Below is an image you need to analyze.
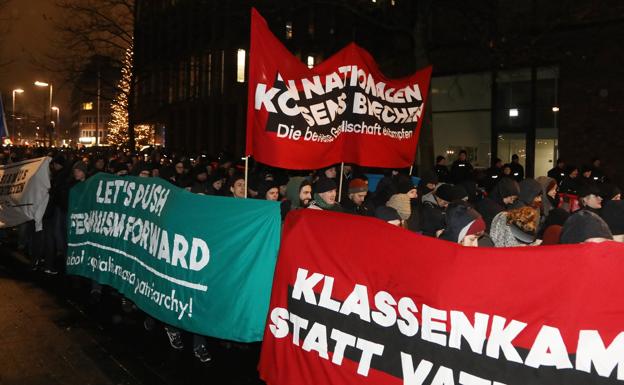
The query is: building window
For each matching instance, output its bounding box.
[237,49,246,83]
[307,55,314,69]
[82,102,93,111]
[285,22,293,39]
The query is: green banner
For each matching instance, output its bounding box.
[66,173,281,342]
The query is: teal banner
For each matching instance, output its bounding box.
[66,173,281,342]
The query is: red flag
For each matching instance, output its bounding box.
[246,9,432,170]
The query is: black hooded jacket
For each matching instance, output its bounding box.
[475,177,520,231]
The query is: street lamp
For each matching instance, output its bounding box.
[12,89,24,136]
[34,81,54,146]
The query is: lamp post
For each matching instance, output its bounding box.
[12,89,24,137]
[52,106,60,143]
[34,81,53,146]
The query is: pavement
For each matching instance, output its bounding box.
[0,236,265,385]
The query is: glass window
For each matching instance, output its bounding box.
[236,49,246,83]
[82,102,93,111]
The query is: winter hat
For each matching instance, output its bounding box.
[518,178,543,206]
[577,183,601,199]
[600,200,624,235]
[599,183,621,201]
[434,184,455,202]
[257,180,280,200]
[314,177,337,194]
[450,184,468,202]
[419,170,439,186]
[441,202,484,243]
[386,193,411,220]
[495,177,521,198]
[397,175,416,194]
[191,164,208,179]
[560,210,613,244]
[52,154,66,167]
[375,206,401,223]
[72,161,88,174]
[348,178,368,194]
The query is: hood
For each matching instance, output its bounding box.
[286,177,307,209]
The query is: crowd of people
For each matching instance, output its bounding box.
[1,145,622,363]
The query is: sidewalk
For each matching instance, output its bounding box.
[0,245,264,385]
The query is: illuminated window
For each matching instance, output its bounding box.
[82,102,93,110]
[286,22,293,39]
[307,56,314,69]
[237,49,246,83]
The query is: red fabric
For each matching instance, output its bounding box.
[259,209,624,385]
[558,193,580,212]
[542,224,563,245]
[246,9,432,170]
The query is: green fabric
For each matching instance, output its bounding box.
[66,173,281,342]
[313,193,342,212]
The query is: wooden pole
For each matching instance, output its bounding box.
[409,165,414,176]
[338,162,344,202]
[244,156,249,198]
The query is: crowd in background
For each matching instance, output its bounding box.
[1,145,622,362]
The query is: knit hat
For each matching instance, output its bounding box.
[441,202,484,243]
[314,177,337,194]
[257,180,280,200]
[348,178,368,194]
[518,179,543,206]
[434,184,454,202]
[72,161,88,174]
[386,193,411,220]
[375,206,401,223]
[52,154,66,167]
[397,175,416,194]
[560,210,613,244]
[577,183,601,199]
[419,170,439,186]
[600,200,624,235]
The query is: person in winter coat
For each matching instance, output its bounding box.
[475,177,520,231]
[257,180,280,201]
[450,150,473,183]
[490,206,540,247]
[309,177,342,212]
[281,177,313,219]
[420,183,463,237]
[228,174,246,199]
[342,178,370,216]
[536,176,558,218]
[600,200,624,242]
[484,158,504,192]
[375,206,402,226]
[577,184,603,214]
[434,155,451,183]
[507,154,524,182]
[547,158,567,184]
[515,179,543,209]
[439,202,486,247]
[558,165,580,194]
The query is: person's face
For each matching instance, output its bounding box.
[461,234,481,247]
[95,159,105,170]
[495,161,503,168]
[197,173,208,182]
[438,158,446,166]
[52,163,63,171]
[265,187,279,201]
[407,188,418,199]
[343,165,352,175]
[212,180,223,191]
[435,197,449,208]
[319,189,337,205]
[503,195,518,205]
[503,167,512,175]
[151,168,160,178]
[593,160,601,168]
[231,179,246,198]
[299,185,312,207]
[175,162,184,175]
[570,169,579,178]
[584,194,602,209]
[582,170,592,178]
[459,153,466,161]
[426,182,437,191]
[139,170,151,178]
[73,168,86,181]
[613,193,621,201]
[350,191,367,206]
[558,161,565,169]
[548,185,558,199]
[324,167,337,179]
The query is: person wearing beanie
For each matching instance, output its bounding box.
[475,177,520,231]
[257,180,280,201]
[560,210,613,244]
[577,183,603,214]
[375,206,401,226]
[343,178,370,216]
[281,176,313,219]
[536,176,558,217]
[418,183,457,237]
[440,202,486,247]
[309,177,341,211]
[386,193,411,221]
[419,170,439,196]
[599,200,624,241]
[397,175,417,199]
[490,206,540,247]
[72,161,88,182]
[434,155,451,183]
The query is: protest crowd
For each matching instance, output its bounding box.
[0,143,621,366]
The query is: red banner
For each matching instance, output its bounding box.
[246,9,432,170]
[259,210,624,385]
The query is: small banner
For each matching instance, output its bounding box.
[0,157,50,231]
[260,210,624,385]
[66,173,282,342]
[246,8,432,170]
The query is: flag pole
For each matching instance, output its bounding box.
[244,156,249,198]
[338,162,344,202]
[409,165,414,176]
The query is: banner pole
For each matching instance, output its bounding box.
[409,165,414,176]
[244,156,249,198]
[338,162,344,203]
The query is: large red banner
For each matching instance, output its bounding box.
[259,209,624,385]
[246,9,432,170]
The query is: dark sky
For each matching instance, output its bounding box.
[0,0,70,128]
